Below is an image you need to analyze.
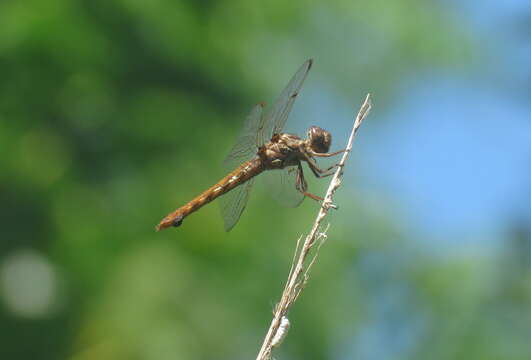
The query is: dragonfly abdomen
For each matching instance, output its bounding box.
[156,158,264,231]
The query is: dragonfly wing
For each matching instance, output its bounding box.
[261,59,313,139]
[219,104,263,231]
[219,178,255,231]
[223,103,265,170]
[262,166,305,208]
[218,60,312,230]
[224,59,312,176]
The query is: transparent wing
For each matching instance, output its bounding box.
[223,103,265,171]
[262,166,305,208]
[219,178,255,231]
[220,104,263,231]
[219,60,312,230]
[224,59,313,169]
[262,59,313,138]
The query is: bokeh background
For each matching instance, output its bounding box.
[1,0,531,359]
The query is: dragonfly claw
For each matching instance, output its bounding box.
[322,199,338,210]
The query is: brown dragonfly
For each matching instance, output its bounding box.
[156,59,344,231]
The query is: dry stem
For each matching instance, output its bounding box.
[255,94,372,360]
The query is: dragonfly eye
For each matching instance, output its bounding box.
[308,126,331,153]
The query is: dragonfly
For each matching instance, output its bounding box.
[156,59,345,231]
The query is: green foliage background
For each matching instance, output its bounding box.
[1,1,530,359]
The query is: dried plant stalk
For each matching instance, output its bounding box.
[255,94,372,360]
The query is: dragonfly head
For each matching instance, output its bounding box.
[307,126,331,153]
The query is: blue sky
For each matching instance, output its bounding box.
[365,75,531,241]
[339,2,531,357]
[291,1,531,248]
[365,1,531,243]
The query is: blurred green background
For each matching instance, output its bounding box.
[2,0,531,359]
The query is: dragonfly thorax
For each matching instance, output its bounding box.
[260,133,304,169]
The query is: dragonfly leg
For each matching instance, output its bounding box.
[320,162,343,175]
[295,163,324,202]
[302,191,324,201]
[307,159,340,178]
[310,149,346,158]
[316,170,337,178]
[295,163,338,208]
[301,150,342,178]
